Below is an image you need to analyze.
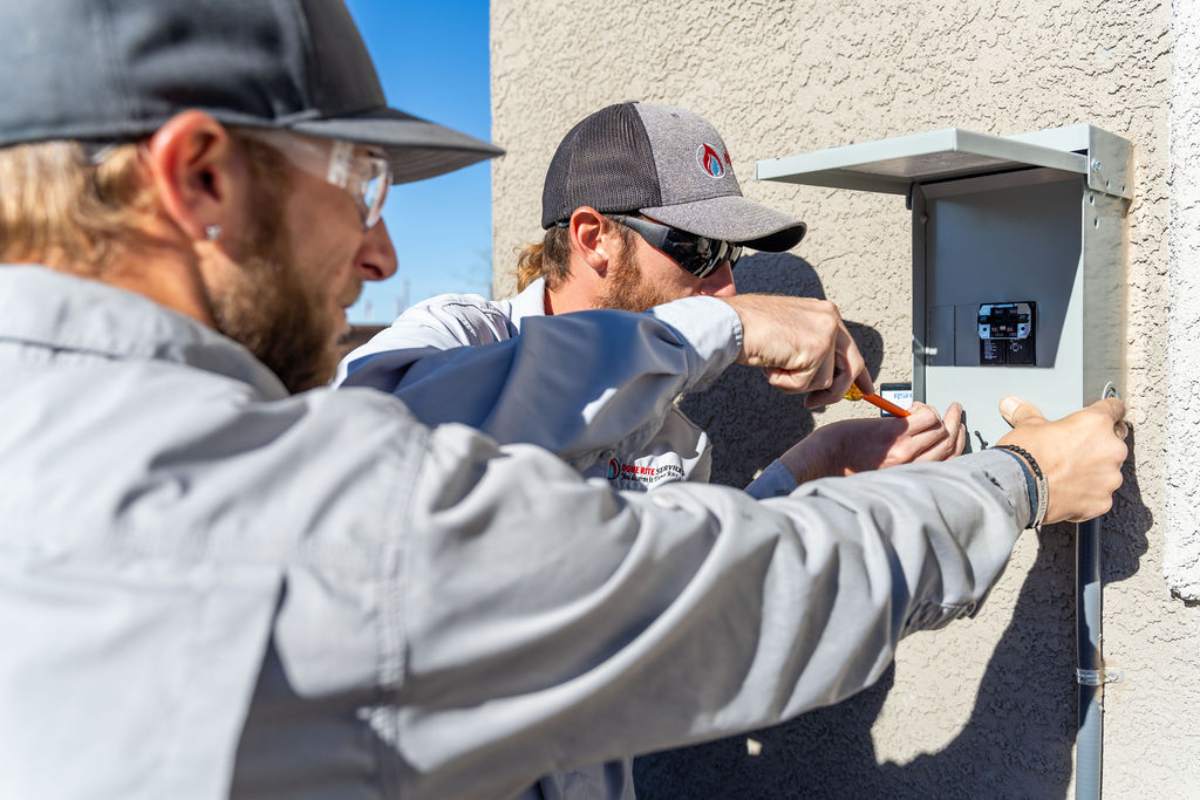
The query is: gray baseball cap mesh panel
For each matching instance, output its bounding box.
[0,0,502,184]
[540,102,805,251]
[541,103,662,228]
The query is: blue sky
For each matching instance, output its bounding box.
[344,0,493,323]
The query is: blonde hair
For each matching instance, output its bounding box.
[0,141,152,274]
[515,226,570,291]
[513,216,635,292]
[0,134,286,275]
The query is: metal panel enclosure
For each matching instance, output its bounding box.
[758,125,1129,454]
[920,170,1082,448]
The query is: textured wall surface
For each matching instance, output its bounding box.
[491,1,1200,796]
[1168,0,1200,600]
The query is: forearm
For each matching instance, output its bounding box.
[744,425,851,498]
[400,435,1031,797]
[341,298,741,472]
[743,426,844,499]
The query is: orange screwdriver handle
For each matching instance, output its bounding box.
[861,393,910,418]
[844,384,911,417]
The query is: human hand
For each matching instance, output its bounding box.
[995,396,1129,524]
[721,294,872,404]
[779,401,966,482]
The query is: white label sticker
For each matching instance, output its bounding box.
[880,387,914,412]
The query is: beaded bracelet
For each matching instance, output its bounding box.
[992,444,1048,529]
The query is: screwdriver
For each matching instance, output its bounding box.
[844,384,911,417]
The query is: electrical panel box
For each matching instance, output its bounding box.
[757,125,1130,450]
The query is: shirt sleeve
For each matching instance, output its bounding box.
[743,458,799,498]
[339,296,743,473]
[395,424,1031,799]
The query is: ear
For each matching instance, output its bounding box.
[145,111,241,242]
[567,206,615,277]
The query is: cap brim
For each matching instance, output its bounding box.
[290,107,504,185]
[639,194,806,251]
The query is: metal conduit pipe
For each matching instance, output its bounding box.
[1075,383,1122,800]
[1075,517,1103,800]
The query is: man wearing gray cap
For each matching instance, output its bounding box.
[342,103,965,506]
[339,102,969,797]
[0,3,1129,800]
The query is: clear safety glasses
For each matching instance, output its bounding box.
[238,129,391,230]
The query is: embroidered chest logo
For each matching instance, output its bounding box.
[607,460,686,489]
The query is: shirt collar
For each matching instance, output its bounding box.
[0,265,288,398]
[507,276,548,330]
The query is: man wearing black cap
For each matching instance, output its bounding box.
[342,103,965,504]
[0,3,1130,799]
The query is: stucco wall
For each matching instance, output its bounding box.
[491,1,1200,796]
[1168,0,1200,601]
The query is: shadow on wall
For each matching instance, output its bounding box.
[678,252,884,488]
[636,257,1152,799]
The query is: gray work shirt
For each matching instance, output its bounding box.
[338,278,795,499]
[0,265,1030,799]
[337,278,795,797]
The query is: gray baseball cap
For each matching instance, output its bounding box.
[541,102,805,251]
[0,0,503,184]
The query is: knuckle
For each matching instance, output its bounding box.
[1103,440,1127,464]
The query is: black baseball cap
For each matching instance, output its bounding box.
[542,102,805,251]
[0,0,503,184]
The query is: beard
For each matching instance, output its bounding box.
[595,247,675,313]
[205,154,343,394]
[208,250,341,395]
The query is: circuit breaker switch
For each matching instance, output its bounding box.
[978,302,1036,366]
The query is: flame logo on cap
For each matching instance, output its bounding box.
[697,143,726,178]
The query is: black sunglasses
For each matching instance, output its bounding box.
[609,215,742,279]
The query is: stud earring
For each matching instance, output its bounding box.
[205,224,222,241]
